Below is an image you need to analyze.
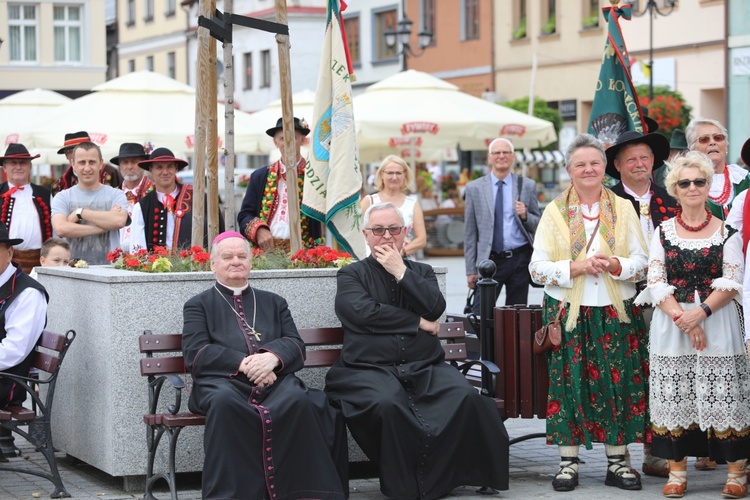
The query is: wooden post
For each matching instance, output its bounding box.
[206,16,220,245]
[193,0,217,248]
[222,0,236,231]
[275,0,303,253]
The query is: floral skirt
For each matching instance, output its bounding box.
[544,295,649,449]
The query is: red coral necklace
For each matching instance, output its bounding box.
[676,207,712,232]
[708,165,731,209]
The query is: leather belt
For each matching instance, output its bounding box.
[490,244,531,260]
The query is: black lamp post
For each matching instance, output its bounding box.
[634,0,677,100]
[384,15,433,71]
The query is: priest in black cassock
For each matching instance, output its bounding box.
[182,231,347,500]
[325,202,509,500]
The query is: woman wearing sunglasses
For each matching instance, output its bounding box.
[635,151,750,499]
[529,134,649,492]
[686,118,750,219]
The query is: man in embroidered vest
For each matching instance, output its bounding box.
[0,144,53,274]
[606,130,677,479]
[464,138,541,313]
[182,231,347,499]
[0,224,48,458]
[51,131,123,195]
[51,142,129,265]
[110,143,152,252]
[130,147,223,252]
[238,117,321,252]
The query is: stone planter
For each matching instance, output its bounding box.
[36,264,446,482]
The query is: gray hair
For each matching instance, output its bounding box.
[363,201,405,228]
[210,236,252,261]
[564,133,606,168]
[664,151,715,198]
[487,138,515,155]
[685,117,729,149]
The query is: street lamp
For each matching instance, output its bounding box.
[384,15,433,71]
[634,0,677,100]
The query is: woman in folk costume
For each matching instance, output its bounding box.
[636,151,750,499]
[686,118,750,220]
[529,133,649,492]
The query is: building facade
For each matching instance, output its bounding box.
[0,0,107,98]
[727,0,750,162]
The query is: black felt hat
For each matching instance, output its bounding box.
[0,224,23,247]
[137,147,188,171]
[110,143,148,165]
[605,130,670,180]
[741,138,750,168]
[669,129,687,150]
[57,131,91,154]
[0,143,40,165]
[641,106,659,133]
[265,117,310,138]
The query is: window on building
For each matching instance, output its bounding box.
[126,0,135,25]
[53,5,82,63]
[165,0,176,16]
[542,0,557,35]
[260,50,271,88]
[8,4,37,62]
[461,0,479,40]
[513,0,527,39]
[144,0,153,21]
[374,8,397,61]
[243,52,253,90]
[420,0,435,45]
[128,59,135,72]
[583,0,600,28]
[167,52,176,79]
[146,55,154,71]
[345,15,360,65]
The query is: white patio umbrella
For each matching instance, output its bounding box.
[0,89,71,162]
[28,71,266,162]
[244,89,317,156]
[354,70,557,163]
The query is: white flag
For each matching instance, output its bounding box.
[302,0,365,259]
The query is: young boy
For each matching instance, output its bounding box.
[30,238,72,279]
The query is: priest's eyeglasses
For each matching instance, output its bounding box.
[366,226,404,236]
[696,133,726,144]
[674,178,708,189]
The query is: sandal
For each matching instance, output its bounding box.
[663,471,688,498]
[605,454,642,490]
[695,456,717,470]
[722,461,748,499]
[552,457,579,492]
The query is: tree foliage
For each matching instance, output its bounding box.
[501,97,563,151]
[636,85,693,142]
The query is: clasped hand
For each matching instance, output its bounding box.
[672,308,707,351]
[239,352,279,387]
[579,254,617,277]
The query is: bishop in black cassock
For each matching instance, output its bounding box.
[182,231,347,499]
[325,203,509,500]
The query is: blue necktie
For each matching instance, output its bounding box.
[492,179,504,253]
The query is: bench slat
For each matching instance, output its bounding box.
[298,327,344,346]
[140,356,185,375]
[5,405,36,421]
[32,351,60,374]
[140,335,182,353]
[305,349,341,368]
[443,343,467,361]
[162,413,206,427]
[437,322,465,341]
[37,330,66,353]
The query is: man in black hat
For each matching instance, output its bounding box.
[51,142,129,265]
[129,147,223,252]
[110,143,153,252]
[606,130,678,479]
[0,144,53,273]
[238,117,321,252]
[51,131,123,194]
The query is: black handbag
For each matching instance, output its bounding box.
[516,176,543,288]
[463,288,476,314]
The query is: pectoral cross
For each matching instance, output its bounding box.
[246,328,261,341]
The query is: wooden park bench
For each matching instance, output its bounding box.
[0,329,76,498]
[138,322,500,500]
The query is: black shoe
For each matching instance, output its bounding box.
[605,454,642,491]
[552,457,579,492]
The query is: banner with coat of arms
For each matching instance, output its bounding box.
[302,0,366,259]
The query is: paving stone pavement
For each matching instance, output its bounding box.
[0,417,737,499]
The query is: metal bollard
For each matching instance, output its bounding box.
[473,259,499,397]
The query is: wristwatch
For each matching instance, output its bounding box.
[75,208,84,222]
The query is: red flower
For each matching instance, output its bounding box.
[593,426,606,442]
[179,250,189,258]
[606,306,618,319]
[586,362,600,380]
[125,258,141,269]
[547,401,561,416]
[147,255,159,263]
[628,334,639,351]
[189,246,203,254]
[192,251,210,264]
[107,248,123,263]
[153,246,169,256]
[610,367,621,383]
[135,248,149,257]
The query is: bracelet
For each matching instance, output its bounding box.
[699,303,712,317]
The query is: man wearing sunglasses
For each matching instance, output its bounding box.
[686,118,750,219]
[326,202,509,499]
[605,130,678,479]
[464,138,541,314]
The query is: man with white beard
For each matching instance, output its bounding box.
[110,143,152,251]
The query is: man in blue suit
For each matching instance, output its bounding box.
[464,138,541,313]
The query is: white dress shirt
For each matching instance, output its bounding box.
[129,187,179,251]
[6,183,43,250]
[0,264,47,371]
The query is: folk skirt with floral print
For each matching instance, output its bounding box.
[544,295,650,449]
